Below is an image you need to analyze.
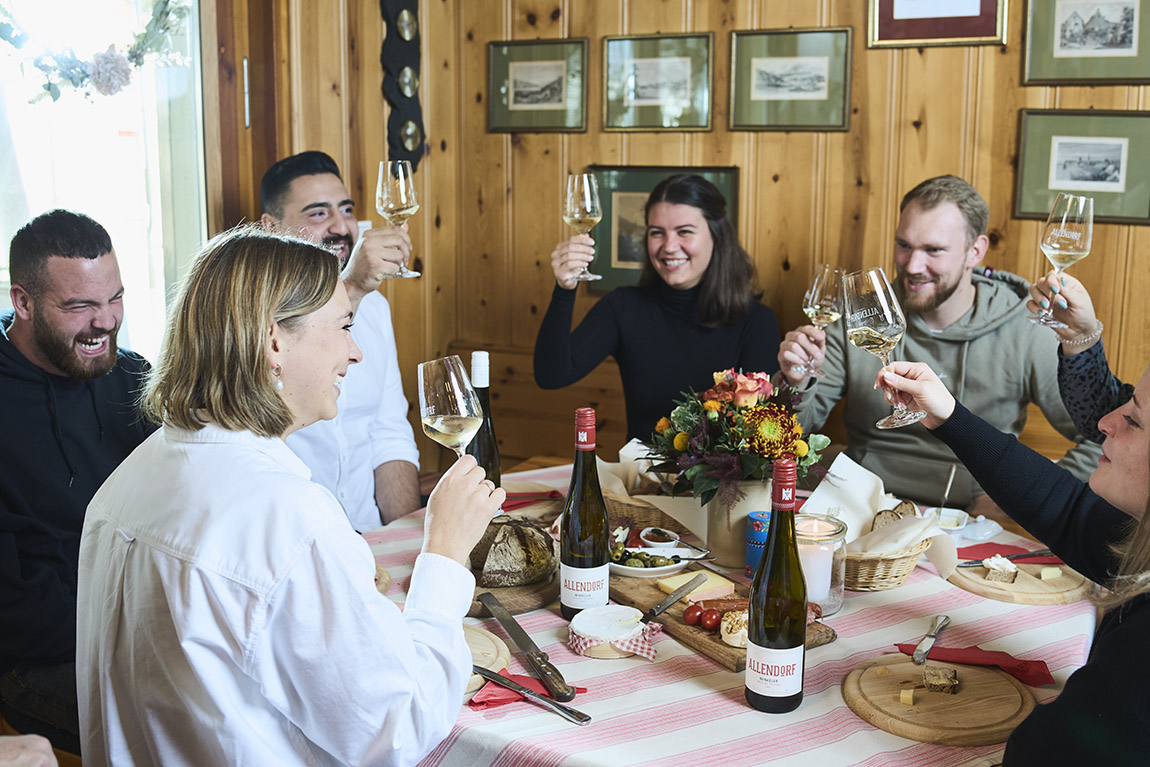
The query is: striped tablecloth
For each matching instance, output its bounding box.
[364,465,1096,767]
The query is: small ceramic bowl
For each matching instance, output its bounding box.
[639,527,680,548]
[930,507,970,542]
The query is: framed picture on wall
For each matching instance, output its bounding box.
[603,33,713,131]
[1014,109,1150,224]
[868,0,1008,47]
[1024,0,1149,85]
[729,27,852,132]
[585,165,738,292]
[488,38,588,132]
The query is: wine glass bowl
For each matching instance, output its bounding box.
[792,264,843,378]
[842,268,926,430]
[376,159,421,279]
[417,355,483,458]
[563,173,603,282]
[1031,193,1093,329]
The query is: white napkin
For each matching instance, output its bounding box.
[798,453,903,544]
[845,511,957,578]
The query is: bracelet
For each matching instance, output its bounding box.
[1062,320,1103,347]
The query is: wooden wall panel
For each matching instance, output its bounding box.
[270,0,1150,470]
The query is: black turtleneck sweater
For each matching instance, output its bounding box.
[0,311,155,671]
[533,283,780,441]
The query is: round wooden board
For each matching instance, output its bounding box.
[467,566,560,618]
[842,654,1034,746]
[464,624,510,696]
[947,561,1094,605]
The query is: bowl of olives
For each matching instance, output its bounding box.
[608,545,695,578]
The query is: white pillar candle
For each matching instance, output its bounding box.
[796,518,836,601]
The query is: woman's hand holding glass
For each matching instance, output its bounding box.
[550,235,597,290]
[778,326,827,386]
[422,454,504,567]
[1027,270,1102,354]
[874,361,957,430]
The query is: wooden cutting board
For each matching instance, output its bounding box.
[468,561,560,618]
[947,561,1095,605]
[609,566,836,672]
[465,624,510,695]
[842,653,1034,746]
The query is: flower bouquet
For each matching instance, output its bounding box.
[646,369,829,508]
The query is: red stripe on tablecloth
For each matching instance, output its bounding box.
[373,551,419,571]
[364,526,424,547]
[852,741,1003,767]
[831,588,986,637]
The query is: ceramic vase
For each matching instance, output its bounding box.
[704,479,773,568]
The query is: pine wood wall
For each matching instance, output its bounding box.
[267,0,1148,471]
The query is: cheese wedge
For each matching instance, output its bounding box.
[656,570,735,603]
[899,688,915,706]
[1041,566,1063,581]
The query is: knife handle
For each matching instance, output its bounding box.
[530,654,576,702]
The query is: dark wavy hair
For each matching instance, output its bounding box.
[639,174,760,328]
[260,151,342,219]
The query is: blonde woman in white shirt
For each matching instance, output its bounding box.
[75,227,503,767]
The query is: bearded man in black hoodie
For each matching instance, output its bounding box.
[0,210,154,754]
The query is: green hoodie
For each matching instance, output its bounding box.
[795,269,1102,508]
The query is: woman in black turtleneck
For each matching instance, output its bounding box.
[533,173,780,442]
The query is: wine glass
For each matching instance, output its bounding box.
[375,159,421,279]
[1030,193,1093,328]
[843,268,926,430]
[417,355,483,459]
[792,264,843,378]
[562,172,603,282]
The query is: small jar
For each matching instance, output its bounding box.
[794,513,847,617]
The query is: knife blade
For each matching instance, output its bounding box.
[477,592,576,702]
[956,548,1054,567]
[912,614,950,664]
[472,665,591,726]
[642,572,709,624]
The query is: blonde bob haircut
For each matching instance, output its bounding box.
[142,225,340,436]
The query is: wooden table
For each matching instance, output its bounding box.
[366,463,1097,767]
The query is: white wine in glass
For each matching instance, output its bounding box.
[376,159,421,278]
[793,264,843,378]
[843,267,926,430]
[1031,192,1093,329]
[563,172,603,282]
[418,355,483,458]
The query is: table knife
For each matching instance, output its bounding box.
[642,572,709,624]
[477,592,576,702]
[956,548,1054,567]
[472,665,591,726]
[912,614,950,664]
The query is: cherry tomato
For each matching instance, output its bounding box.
[683,604,703,626]
[700,608,722,632]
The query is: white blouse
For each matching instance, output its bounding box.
[77,423,473,767]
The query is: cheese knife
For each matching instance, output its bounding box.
[642,571,709,624]
[471,665,591,725]
[912,614,950,664]
[956,548,1054,567]
[477,591,576,702]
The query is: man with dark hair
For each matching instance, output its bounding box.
[0,209,155,753]
[778,175,1101,518]
[261,151,421,528]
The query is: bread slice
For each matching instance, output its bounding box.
[983,554,1018,583]
[923,665,959,694]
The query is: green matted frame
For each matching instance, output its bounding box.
[585,165,739,293]
[1014,109,1150,224]
[729,27,852,132]
[868,0,1008,48]
[487,38,588,132]
[602,33,713,132]
[1024,0,1149,85]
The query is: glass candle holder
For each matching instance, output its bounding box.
[794,513,847,617]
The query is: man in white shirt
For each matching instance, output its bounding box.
[261,151,421,527]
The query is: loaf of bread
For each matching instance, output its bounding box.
[470,516,557,587]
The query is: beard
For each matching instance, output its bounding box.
[324,233,354,267]
[893,269,962,315]
[32,311,119,380]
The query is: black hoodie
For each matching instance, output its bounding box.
[0,311,155,672]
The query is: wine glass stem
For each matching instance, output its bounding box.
[452,447,466,459]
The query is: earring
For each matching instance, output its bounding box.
[273,365,284,391]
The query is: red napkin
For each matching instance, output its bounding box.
[893,644,1056,687]
[501,490,563,511]
[468,668,588,710]
[956,543,1062,565]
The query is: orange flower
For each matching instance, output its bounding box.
[655,417,672,434]
[703,400,722,413]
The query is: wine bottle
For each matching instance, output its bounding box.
[745,457,807,713]
[464,350,501,487]
[559,407,610,620]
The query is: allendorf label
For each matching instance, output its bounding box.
[561,563,609,608]
[746,642,804,697]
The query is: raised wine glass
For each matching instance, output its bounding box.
[563,172,603,282]
[375,159,421,279]
[417,355,483,459]
[843,267,926,430]
[1030,193,1093,329]
[792,264,843,378]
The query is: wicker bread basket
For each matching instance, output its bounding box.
[603,492,692,538]
[844,537,932,591]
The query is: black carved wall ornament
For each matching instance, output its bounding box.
[380,1,424,170]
